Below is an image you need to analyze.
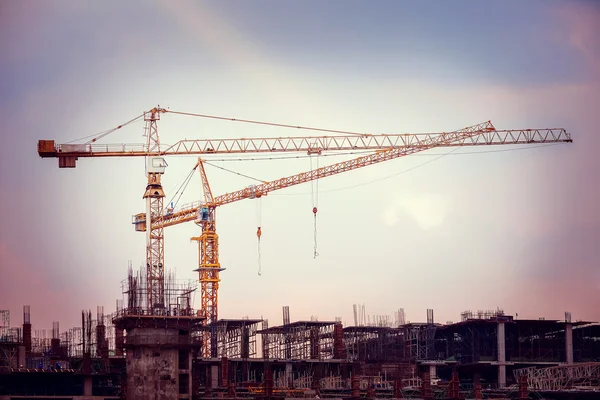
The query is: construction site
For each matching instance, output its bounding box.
[2,107,597,399]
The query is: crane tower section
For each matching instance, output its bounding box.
[140,108,168,313]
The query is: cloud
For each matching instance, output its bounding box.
[381,206,400,227]
[553,1,600,75]
[381,193,451,230]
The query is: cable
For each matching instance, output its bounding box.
[65,114,145,144]
[203,161,265,183]
[201,160,266,274]
[166,109,371,136]
[165,164,199,213]
[310,153,320,259]
[256,198,263,276]
[273,146,462,197]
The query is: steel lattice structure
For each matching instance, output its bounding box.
[514,362,600,391]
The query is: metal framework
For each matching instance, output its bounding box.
[144,122,572,229]
[0,310,9,340]
[343,326,405,362]
[38,124,571,158]
[190,161,223,357]
[143,110,166,313]
[404,323,438,361]
[0,311,20,369]
[119,264,197,318]
[259,321,337,360]
[514,362,600,391]
[435,319,499,363]
[209,319,261,358]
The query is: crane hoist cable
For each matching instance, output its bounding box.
[256,197,263,276]
[165,164,199,213]
[310,154,320,259]
[274,146,465,197]
[201,162,267,275]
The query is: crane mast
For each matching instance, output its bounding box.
[191,161,222,357]
[141,108,168,313]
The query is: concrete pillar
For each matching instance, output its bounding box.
[23,323,32,354]
[428,364,437,380]
[83,375,93,397]
[497,321,506,388]
[565,323,573,364]
[221,357,229,387]
[351,375,360,398]
[241,327,250,358]
[17,346,26,368]
[123,327,183,399]
[115,327,124,357]
[285,362,293,388]
[179,349,192,397]
[211,365,219,388]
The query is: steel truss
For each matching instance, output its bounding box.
[514,362,600,391]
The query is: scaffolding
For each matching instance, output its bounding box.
[343,326,405,362]
[435,319,499,363]
[0,310,10,341]
[210,319,262,358]
[0,311,21,369]
[259,321,337,360]
[119,264,197,317]
[461,308,505,321]
[404,323,438,361]
[352,304,406,327]
[514,362,600,391]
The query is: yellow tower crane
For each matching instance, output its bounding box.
[37,107,572,357]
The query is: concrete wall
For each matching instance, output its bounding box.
[126,328,180,400]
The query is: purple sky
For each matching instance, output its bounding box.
[1,0,599,332]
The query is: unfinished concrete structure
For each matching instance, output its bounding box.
[111,265,204,400]
[2,302,600,399]
[113,314,203,399]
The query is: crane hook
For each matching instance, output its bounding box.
[257,226,262,276]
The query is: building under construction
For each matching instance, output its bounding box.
[2,268,600,399]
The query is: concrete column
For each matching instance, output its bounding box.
[17,346,26,368]
[285,362,293,388]
[497,322,506,388]
[565,323,573,364]
[211,365,219,388]
[429,365,437,381]
[83,375,93,397]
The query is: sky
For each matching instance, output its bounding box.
[0,0,599,334]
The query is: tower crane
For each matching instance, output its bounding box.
[37,107,572,357]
